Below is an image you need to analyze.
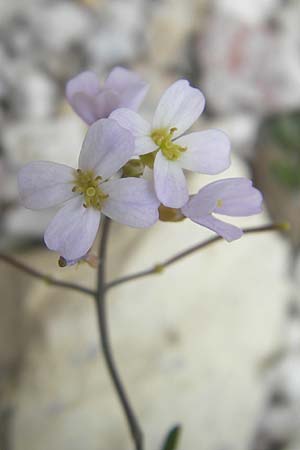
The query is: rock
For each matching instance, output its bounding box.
[85,0,146,69]
[2,207,53,242]
[8,156,291,450]
[2,116,85,169]
[9,68,59,120]
[215,0,279,25]
[30,3,92,53]
[147,0,196,69]
[197,4,300,116]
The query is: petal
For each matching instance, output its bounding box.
[181,188,216,218]
[212,178,263,216]
[66,71,108,125]
[105,67,144,92]
[101,178,159,228]
[93,89,120,119]
[189,214,243,242]
[176,129,231,174]
[152,80,205,137]
[66,71,100,101]
[79,118,134,179]
[118,83,149,111]
[110,108,156,155]
[18,161,76,210]
[154,151,189,208]
[66,71,100,124]
[183,178,263,218]
[44,197,101,260]
[104,66,149,111]
[70,92,98,125]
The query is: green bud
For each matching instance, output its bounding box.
[159,205,185,222]
[122,159,145,177]
[140,151,157,169]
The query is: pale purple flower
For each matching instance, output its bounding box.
[181,178,263,241]
[66,67,149,125]
[111,80,231,208]
[18,118,159,260]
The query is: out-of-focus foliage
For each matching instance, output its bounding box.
[161,425,182,450]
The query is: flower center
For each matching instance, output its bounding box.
[151,127,187,161]
[72,169,108,210]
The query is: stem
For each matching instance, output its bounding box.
[0,253,95,297]
[95,217,143,450]
[106,223,284,291]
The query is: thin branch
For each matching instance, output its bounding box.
[94,217,143,450]
[106,223,285,291]
[0,253,95,297]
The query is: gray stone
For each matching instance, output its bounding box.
[2,116,85,169]
[9,68,59,120]
[198,3,300,115]
[30,3,92,53]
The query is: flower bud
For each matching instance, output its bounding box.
[159,205,185,222]
[122,159,144,177]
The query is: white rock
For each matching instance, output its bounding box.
[86,28,139,68]
[10,69,59,120]
[3,207,53,240]
[198,9,300,115]
[10,156,290,450]
[214,0,280,25]
[85,0,146,68]
[2,115,86,169]
[30,3,92,53]
[147,0,196,68]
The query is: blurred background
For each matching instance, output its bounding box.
[1,0,300,449]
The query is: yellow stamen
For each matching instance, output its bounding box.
[150,127,187,161]
[216,199,223,208]
[72,169,108,210]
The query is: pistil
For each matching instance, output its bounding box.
[72,169,108,209]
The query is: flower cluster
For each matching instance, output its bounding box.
[18,67,263,264]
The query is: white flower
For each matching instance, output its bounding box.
[111,80,231,208]
[182,178,263,241]
[18,119,160,260]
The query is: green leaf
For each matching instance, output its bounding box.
[268,112,300,155]
[161,424,182,450]
[270,160,300,190]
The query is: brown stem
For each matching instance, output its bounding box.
[94,217,143,450]
[106,223,284,291]
[0,253,95,297]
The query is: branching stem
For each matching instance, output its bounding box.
[0,222,284,450]
[106,223,283,291]
[0,253,95,297]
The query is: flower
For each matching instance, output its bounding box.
[66,67,149,125]
[18,119,160,260]
[181,178,263,241]
[111,80,231,208]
